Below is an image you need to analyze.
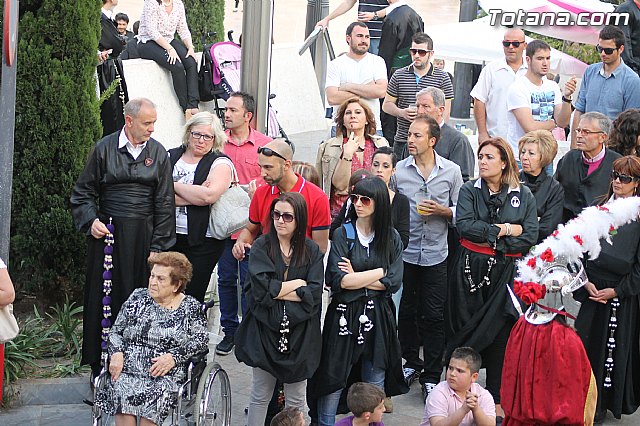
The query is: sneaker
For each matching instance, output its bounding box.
[215,334,235,355]
[421,382,437,402]
[383,396,393,413]
[403,367,420,387]
[233,7,238,12]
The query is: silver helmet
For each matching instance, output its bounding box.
[525,261,588,325]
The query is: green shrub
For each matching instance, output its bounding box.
[184,0,225,48]
[8,0,102,303]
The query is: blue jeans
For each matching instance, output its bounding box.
[369,38,380,55]
[216,238,248,337]
[317,359,385,426]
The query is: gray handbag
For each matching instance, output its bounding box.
[207,163,250,240]
[0,303,19,343]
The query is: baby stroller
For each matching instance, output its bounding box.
[199,32,287,139]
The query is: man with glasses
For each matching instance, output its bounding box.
[394,115,463,402]
[506,40,576,168]
[214,91,272,356]
[232,139,330,261]
[571,26,640,148]
[471,28,529,144]
[383,32,454,160]
[555,112,621,222]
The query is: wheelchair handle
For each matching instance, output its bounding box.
[202,298,216,312]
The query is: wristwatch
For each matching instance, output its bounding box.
[373,11,379,20]
[562,96,572,103]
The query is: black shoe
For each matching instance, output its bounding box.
[594,409,606,424]
[421,382,437,402]
[215,334,235,355]
[496,415,503,425]
[403,367,420,387]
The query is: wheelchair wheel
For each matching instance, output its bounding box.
[92,374,114,426]
[194,362,231,425]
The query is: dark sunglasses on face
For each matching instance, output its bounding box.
[272,210,295,223]
[502,41,525,48]
[257,146,287,161]
[611,171,639,184]
[596,45,618,55]
[190,131,215,142]
[349,194,373,207]
[409,48,432,57]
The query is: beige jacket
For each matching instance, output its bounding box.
[315,134,389,197]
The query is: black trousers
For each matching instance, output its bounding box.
[137,39,199,111]
[480,321,512,405]
[398,260,447,384]
[172,233,225,303]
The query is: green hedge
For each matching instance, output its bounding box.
[8,0,102,303]
[184,0,225,47]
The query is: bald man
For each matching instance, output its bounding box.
[471,28,529,144]
[233,139,331,260]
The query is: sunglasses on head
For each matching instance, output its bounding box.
[596,45,618,55]
[409,48,432,57]
[502,41,525,48]
[350,194,373,207]
[611,171,639,184]
[271,210,295,223]
[257,146,287,161]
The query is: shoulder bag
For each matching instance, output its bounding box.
[0,303,19,343]
[208,162,251,240]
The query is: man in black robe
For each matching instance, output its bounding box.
[71,98,176,376]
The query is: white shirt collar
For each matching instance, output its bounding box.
[474,178,520,192]
[497,57,528,73]
[118,128,147,160]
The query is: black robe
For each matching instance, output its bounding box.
[520,170,565,244]
[575,219,640,418]
[234,237,324,383]
[445,180,538,356]
[311,225,408,400]
[70,131,176,369]
[98,12,129,136]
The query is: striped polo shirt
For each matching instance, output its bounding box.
[387,63,454,145]
[359,0,387,40]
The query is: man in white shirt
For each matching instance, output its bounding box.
[471,28,528,143]
[506,40,576,160]
[325,22,388,137]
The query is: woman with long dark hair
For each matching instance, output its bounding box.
[575,155,640,422]
[608,109,640,157]
[234,192,324,426]
[314,176,407,426]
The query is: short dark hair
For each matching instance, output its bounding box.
[133,20,140,35]
[599,25,625,48]
[412,115,441,145]
[526,39,551,58]
[372,146,398,167]
[115,13,129,24]
[229,91,256,115]
[451,346,482,374]
[270,407,304,426]
[346,21,368,36]
[266,193,309,267]
[346,382,386,417]
[412,32,433,50]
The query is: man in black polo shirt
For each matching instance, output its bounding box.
[382,32,454,160]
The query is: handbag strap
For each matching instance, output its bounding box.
[228,162,240,186]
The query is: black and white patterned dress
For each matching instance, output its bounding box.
[95,288,208,423]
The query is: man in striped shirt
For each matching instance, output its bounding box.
[383,32,454,160]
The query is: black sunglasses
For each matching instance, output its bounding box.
[272,210,295,223]
[611,171,639,184]
[409,48,432,57]
[258,146,287,161]
[350,194,373,207]
[502,41,525,48]
[596,45,618,55]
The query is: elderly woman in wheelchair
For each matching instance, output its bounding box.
[94,252,214,425]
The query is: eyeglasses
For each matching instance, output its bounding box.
[574,128,605,136]
[349,194,373,207]
[257,146,287,161]
[502,41,525,48]
[596,45,619,55]
[409,48,433,57]
[271,210,295,223]
[190,131,215,142]
[611,171,639,184]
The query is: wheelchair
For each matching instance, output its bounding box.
[89,299,232,425]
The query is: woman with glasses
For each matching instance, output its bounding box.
[235,192,324,426]
[313,177,407,426]
[518,130,565,244]
[575,155,640,423]
[317,97,389,219]
[445,138,538,420]
[608,109,640,157]
[168,112,234,302]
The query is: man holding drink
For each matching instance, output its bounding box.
[394,115,463,401]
